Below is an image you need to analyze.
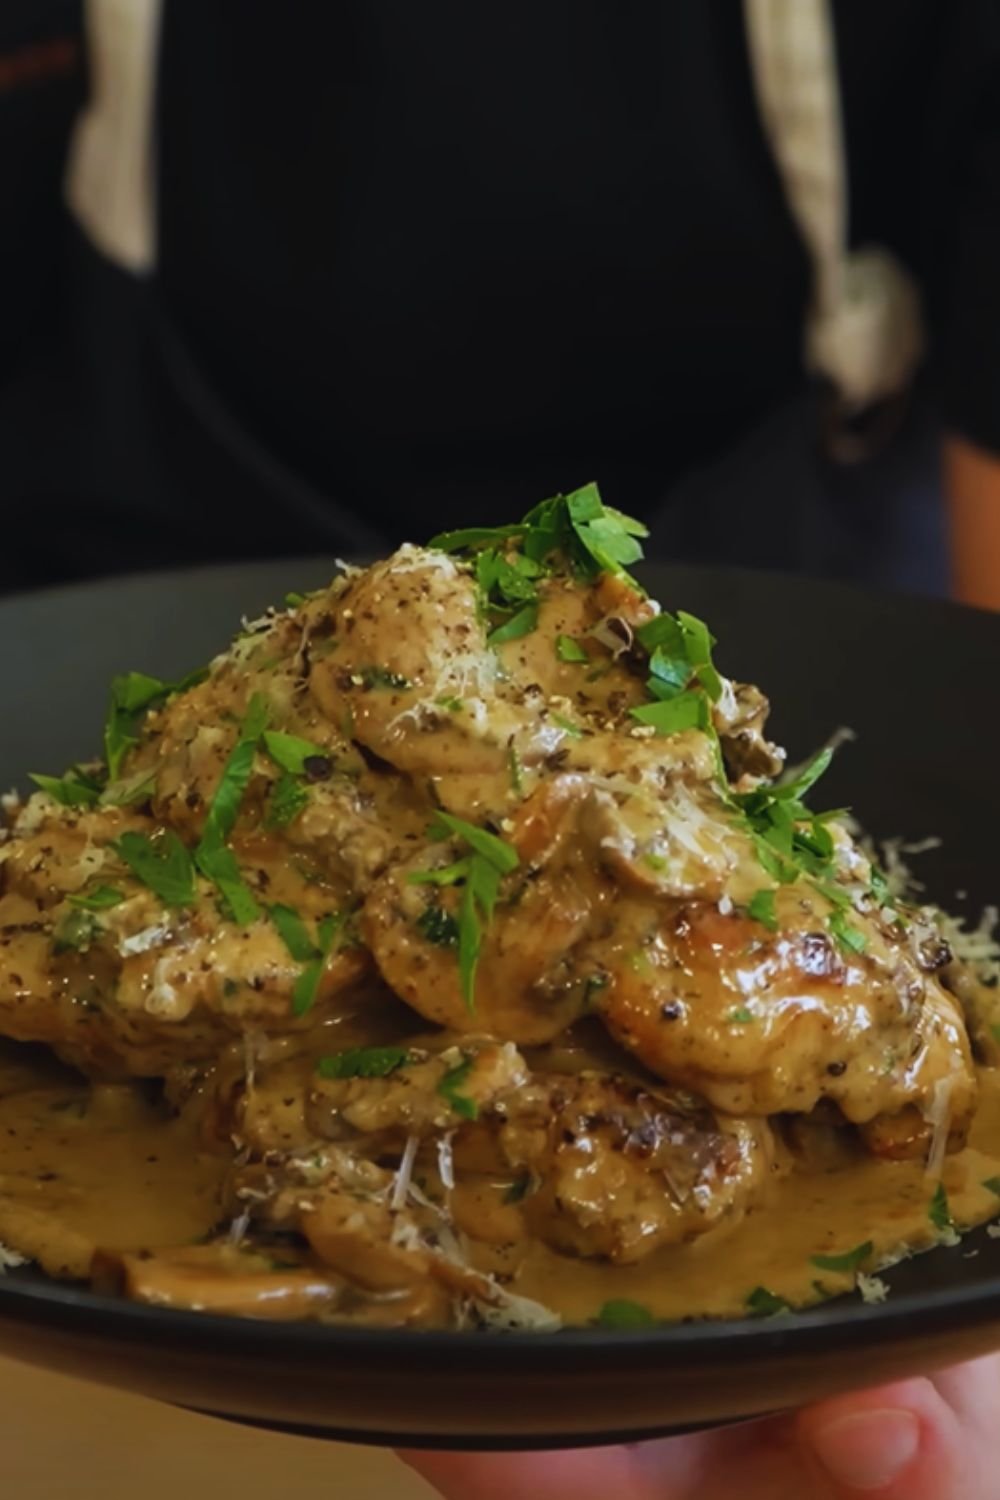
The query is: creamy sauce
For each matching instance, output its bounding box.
[0,1038,998,1324]
[0,1045,225,1279]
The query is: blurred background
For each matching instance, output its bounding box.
[3,1,999,604]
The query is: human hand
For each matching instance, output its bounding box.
[401,1354,999,1499]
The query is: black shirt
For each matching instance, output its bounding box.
[1,1,998,587]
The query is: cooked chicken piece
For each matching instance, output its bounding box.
[497,1071,770,1263]
[591,887,977,1154]
[223,1036,769,1267]
[0,804,367,1078]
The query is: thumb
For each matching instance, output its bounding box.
[797,1376,977,1498]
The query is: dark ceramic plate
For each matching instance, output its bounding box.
[0,558,999,1450]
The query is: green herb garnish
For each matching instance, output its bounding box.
[104,668,206,779]
[269,904,319,963]
[747,889,778,932]
[262,730,325,776]
[317,1047,409,1080]
[746,1286,791,1317]
[983,1177,1000,1197]
[67,885,125,913]
[100,768,157,807]
[194,695,268,925]
[550,712,584,738]
[508,745,524,795]
[292,913,344,1017]
[810,1241,873,1275]
[828,909,868,956]
[29,769,102,809]
[487,604,539,646]
[418,814,519,1008]
[929,1182,954,1233]
[556,635,589,663]
[437,1057,479,1120]
[113,830,196,907]
[728,1006,754,1024]
[595,1299,655,1329]
[416,904,460,947]
[265,772,310,829]
[630,692,710,737]
[52,909,100,954]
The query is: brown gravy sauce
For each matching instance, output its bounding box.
[0,1040,997,1324]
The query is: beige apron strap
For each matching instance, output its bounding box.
[744,0,924,418]
[65,0,162,274]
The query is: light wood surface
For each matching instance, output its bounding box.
[0,1355,435,1499]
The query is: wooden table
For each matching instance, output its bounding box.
[0,1356,433,1499]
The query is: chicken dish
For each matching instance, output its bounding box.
[1,485,999,1330]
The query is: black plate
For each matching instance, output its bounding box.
[1,558,999,1449]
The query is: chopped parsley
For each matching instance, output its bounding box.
[556,634,589,663]
[810,1241,873,1275]
[52,908,100,954]
[291,913,345,1017]
[416,904,459,947]
[828,909,868,956]
[414,814,519,1008]
[29,768,102,809]
[104,668,206,779]
[268,904,319,963]
[630,691,710,737]
[317,1046,409,1080]
[747,888,778,932]
[194,694,269,925]
[430,484,648,647]
[983,1177,1000,1197]
[487,603,539,646]
[113,830,196,908]
[437,1057,479,1120]
[746,1286,791,1317]
[67,885,125,913]
[265,772,310,829]
[929,1182,954,1234]
[595,1299,655,1329]
[100,768,157,807]
[262,729,326,776]
[550,712,584,738]
[727,1006,754,1024]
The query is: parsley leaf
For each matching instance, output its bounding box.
[728,1005,754,1024]
[630,692,710,737]
[429,813,519,874]
[437,1057,479,1120]
[595,1299,655,1329]
[29,770,101,809]
[984,1177,1000,1197]
[262,730,326,776]
[292,913,344,1017]
[828,909,868,955]
[746,1286,791,1317]
[748,889,778,932]
[99,768,157,807]
[556,635,589,663]
[269,904,319,963]
[52,908,100,954]
[265,772,310,829]
[416,904,460,947]
[67,885,125,913]
[113,830,196,907]
[104,668,206,779]
[929,1182,954,1233]
[317,1046,409,1080]
[487,603,539,646]
[194,694,268,925]
[810,1241,873,1275]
